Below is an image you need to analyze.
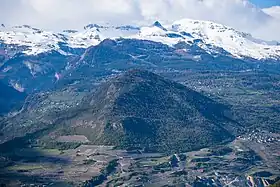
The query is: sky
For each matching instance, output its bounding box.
[0,0,280,41]
[250,0,280,8]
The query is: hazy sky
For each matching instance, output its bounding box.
[0,0,280,41]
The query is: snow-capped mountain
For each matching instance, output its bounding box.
[1,19,280,60]
[0,24,99,55]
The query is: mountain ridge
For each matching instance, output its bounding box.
[1,18,279,60]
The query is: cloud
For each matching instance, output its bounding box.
[263,6,280,19]
[0,0,144,29]
[0,0,279,41]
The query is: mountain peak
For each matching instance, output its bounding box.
[153,21,167,31]
[63,69,235,153]
[99,38,117,46]
[84,23,108,30]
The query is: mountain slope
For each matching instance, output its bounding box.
[51,69,236,153]
[0,81,26,115]
[0,50,78,93]
[0,37,259,94]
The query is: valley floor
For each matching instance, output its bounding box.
[0,131,279,187]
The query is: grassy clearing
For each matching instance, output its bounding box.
[7,164,45,171]
[38,148,62,156]
[139,156,169,166]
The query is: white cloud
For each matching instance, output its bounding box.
[0,0,279,41]
[263,6,280,19]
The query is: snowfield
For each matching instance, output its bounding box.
[1,19,279,60]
